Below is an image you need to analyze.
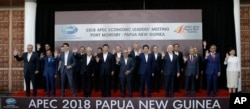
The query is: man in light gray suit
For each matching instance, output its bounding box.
[116,49,135,97]
[55,43,76,97]
[183,47,199,97]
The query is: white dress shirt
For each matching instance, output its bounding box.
[154,53,158,60]
[87,55,92,65]
[124,57,128,65]
[134,50,139,56]
[103,52,108,62]
[27,52,32,62]
[64,51,69,65]
[117,52,121,58]
[174,51,179,56]
[169,53,173,61]
[145,54,148,62]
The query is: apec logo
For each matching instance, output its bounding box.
[5,98,17,105]
[61,26,78,34]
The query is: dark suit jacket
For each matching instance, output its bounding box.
[14,52,39,74]
[129,50,140,71]
[152,53,162,73]
[162,53,180,76]
[184,55,199,76]
[118,57,135,78]
[174,51,184,70]
[81,55,96,76]
[195,54,204,72]
[97,52,115,75]
[40,56,58,77]
[205,53,221,75]
[138,53,154,76]
[73,53,85,72]
[58,51,76,73]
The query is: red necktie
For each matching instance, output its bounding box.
[212,54,215,61]
[190,55,193,63]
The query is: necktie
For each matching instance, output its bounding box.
[212,54,215,61]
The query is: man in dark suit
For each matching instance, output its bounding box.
[173,44,184,92]
[162,45,180,97]
[96,44,114,97]
[116,49,135,97]
[93,47,102,92]
[205,44,221,97]
[80,47,95,97]
[193,47,203,92]
[129,43,140,92]
[138,44,154,97]
[40,49,58,97]
[14,44,39,97]
[151,45,162,92]
[73,46,85,92]
[55,43,76,97]
[183,48,199,97]
[113,45,122,92]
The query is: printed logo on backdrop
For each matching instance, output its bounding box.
[3,98,19,108]
[174,24,201,35]
[61,25,78,34]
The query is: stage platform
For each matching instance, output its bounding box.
[10,89,229,97]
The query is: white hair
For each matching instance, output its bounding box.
[86,47,93,51]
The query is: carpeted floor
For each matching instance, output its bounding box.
[10,89,229,97]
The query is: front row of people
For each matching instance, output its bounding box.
[13,43,240,98]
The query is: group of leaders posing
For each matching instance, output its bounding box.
[13,41,240,98]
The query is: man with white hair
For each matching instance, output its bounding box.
[80,47,96,97]
[14,44,40,97]
[162,45,180,97]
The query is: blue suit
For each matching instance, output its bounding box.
[162,53,180,97]
[41,56,58,97]
[118,57,134,97]
[205,53,221,97]
[184,55,199,97]
[58,51,76,97]
[137,53,154,97]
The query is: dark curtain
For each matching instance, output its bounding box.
[35,0,236,89]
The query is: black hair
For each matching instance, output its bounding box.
[63,43,69,47]
[142,44,149,49]
[103,44,109,48]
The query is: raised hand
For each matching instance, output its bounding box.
[95,56,100,62]
[112,49,116,54]
[161,51,165,58]
[94,52,97,56]
[36,43,41,50]
[116,56,120,62]
[72,48,78,53]
[226,53,229,58]
[13,48,19,56]
[203,40,207,48]
[127,47,132,54]
[54,51,59,58]
[183,56,187,62]
[40,53,45,58]
[205,50,209,57]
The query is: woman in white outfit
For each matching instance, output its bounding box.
[224,48,240,93]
